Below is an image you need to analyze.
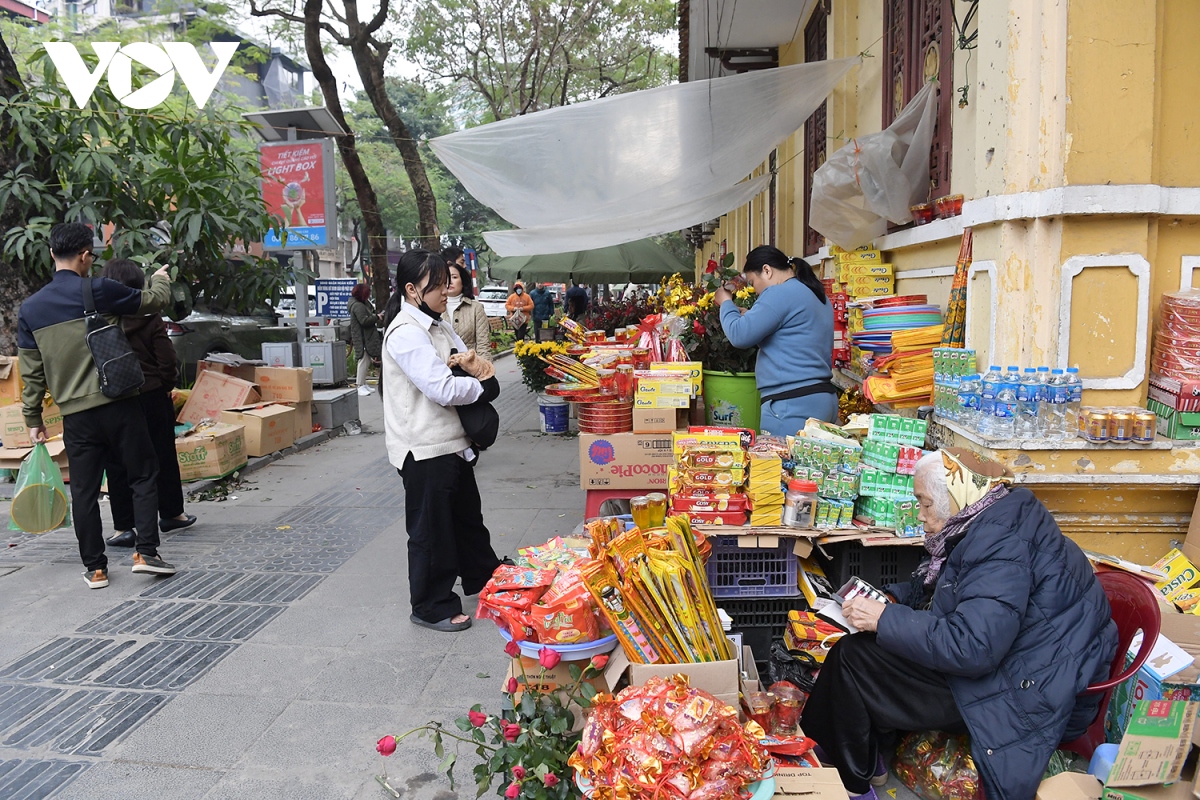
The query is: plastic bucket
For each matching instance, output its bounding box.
[702,370,761,432]
[537,393,569,434]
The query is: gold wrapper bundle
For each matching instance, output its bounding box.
[582,516,732,665]
[541,353,599,385]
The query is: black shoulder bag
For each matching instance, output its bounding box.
[82,278,145,398]
[448,348,500,451]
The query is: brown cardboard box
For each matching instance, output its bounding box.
[197,354,263,384]
[178,371,260,425]
[255,367,315,403]
[772,766,850,800]
[578,432,675,491]
[1104,700,1200,799]
[219,404,296,457]
[288,401,313,440]
[0,356,21,406]
[503,655,610,703]
[0,439,70,482]
[1,402,64,448]
[633,407,687,434]
[1183,490,1200,565]
[175,423,247,482]
[1037,773,1102,800]
[602,639,743,711]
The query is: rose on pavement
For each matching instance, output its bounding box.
[505,677,520,694]
[504,641,521,658]
[503,722,522,742]
[468,710,488,727]
[538,648,561,669]
[376,735,397,756]
[590,654,609,671]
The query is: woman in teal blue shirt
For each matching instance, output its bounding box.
[714,246,837,436]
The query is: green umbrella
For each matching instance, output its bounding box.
[487,239,692,286]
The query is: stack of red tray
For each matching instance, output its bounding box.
[578,400,634,434]
[1152,290,1200,381]
[543,382,605,402]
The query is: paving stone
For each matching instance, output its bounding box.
[52,761,221,800]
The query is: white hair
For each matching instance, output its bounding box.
[914,451,954,522]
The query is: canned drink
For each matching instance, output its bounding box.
[1086,410,1111,443]
[1132,411,1157,444]
[1108,411,1133,443]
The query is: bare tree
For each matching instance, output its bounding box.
[253,0,440,255]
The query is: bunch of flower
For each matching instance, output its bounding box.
[655,262,760,374]
[583,297,654,334]
[514,340,569,393]
[376,645,611,800]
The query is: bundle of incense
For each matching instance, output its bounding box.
[581,560,662,663]
[663,515,731,660]
[558,316,587,343]
[585,516,625,556]
[541,354,599,384]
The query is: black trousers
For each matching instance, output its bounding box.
[108,389,185,530]
[532,319,549,342]
[514,322,529,341]
[801,633,967,795]
[400,452,501,622]
[62,398,161,571]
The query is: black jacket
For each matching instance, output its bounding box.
[122,314,178,393]
[879,489,1117,800]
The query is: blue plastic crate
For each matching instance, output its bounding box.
[705,535,800,598]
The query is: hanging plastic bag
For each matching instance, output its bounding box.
[9,443,71,534]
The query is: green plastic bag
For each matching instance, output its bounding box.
[9,443,71,534]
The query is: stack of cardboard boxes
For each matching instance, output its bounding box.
[0,356,70,477]
[632,362,699,433]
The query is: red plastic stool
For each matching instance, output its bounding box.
[585,489,649,519]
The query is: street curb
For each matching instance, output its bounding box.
[183,426,341,497]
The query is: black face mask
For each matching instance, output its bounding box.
[417,300,441,321]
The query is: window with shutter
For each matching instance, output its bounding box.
[883,0,954,201]
[802,6,828,257]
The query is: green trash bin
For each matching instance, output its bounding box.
[702,370,761,432]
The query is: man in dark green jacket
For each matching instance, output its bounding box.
[18,222,176,589]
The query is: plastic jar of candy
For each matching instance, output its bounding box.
[782,480,819,529]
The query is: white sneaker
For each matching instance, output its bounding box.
[357,386,373,396]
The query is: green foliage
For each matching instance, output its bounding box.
[0,49,295,312]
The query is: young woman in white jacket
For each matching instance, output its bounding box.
[382,249,502,632]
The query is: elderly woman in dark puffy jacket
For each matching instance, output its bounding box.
[801,448,1117,800]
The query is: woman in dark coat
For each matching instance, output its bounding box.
[801,448,1117,800]
[347,283,382,397]
[102,259,195,546]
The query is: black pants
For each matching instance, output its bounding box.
[107,389,185,530]
[62,398,161,571]
[400,453,501,622]
[801,633,967,795]
[532,319,549,342]
[514,322,528,341]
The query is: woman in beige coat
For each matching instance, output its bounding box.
[443,261,492,361]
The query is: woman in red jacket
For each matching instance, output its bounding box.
[102,259,196,546]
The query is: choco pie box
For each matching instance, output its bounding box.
[578,433,674,491]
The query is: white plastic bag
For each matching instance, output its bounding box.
[809,82,940,250]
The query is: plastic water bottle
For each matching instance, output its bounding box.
[957,374,981,431]
[992,370,1018,438]
[1035,366,1051,436]
[979,366,1002,437]
[1045,369,1069,439]
[1065,367,1083,439]
[1016,368,1040,438]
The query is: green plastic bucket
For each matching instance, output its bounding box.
[702,370,761,432]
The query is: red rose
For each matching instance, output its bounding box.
[468,710,488,727]
[505,677,519,694]
[504,641,521,658]
[706,259,718,274]
[512,765,526,780]
[590,654,609,671]
[376,735,397,756]
[544,773,560,788]
[538,648,562,669]
[693,320,706,336]
[503,722,522,742]
[506,783,521,799]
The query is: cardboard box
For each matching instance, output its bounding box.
[1,402,64,448]
[219,404,296,457]
[289,401,313,440]
[0,356,20,406]
[650,362,702,393]
[634,372,694,397]
[773,766,850,800]
[602,640,742,711]
[635,393,691,409]
[255,367,315,403]
[1107,614,1200,742]
[1104,700,1200,799]
[579,433,675,490]
[1149,373,1200,414]
[197,353,263,384]
[1038,773,1102,800]
[1148,399,1200,441]
[0,439,70,482]
[175,423,247,482]
[503,655,611,703]
[633,407,686,434]
[178,371,260,425]
[1153,549,1200,603]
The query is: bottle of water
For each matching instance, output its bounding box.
[992,374,1018,438]
[1045,368,1068,439]
[979,365,1002,437]
[1065,367,1083,439]
[957,373,981,431]
[1016,368,1040,437]
[1035,366,1051,436]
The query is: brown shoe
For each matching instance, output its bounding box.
[83,568,109,589]
[132,553,177,576]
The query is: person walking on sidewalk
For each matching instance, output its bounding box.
[443,259,492,361]
[529,283,555,342]
[505,282,533,341]
[17,223,178,589]
[382,249,502,632]
[347,283,382,397]
[99,259,196,548]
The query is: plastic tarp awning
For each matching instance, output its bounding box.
[808,81,940,250]
[430,58,860,256]
[488,239,693,286]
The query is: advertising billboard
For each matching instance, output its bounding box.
[315,278,356,318]
[260,138,337,250]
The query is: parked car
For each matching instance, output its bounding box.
[478,285,510,318]
[167,307,297,384]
